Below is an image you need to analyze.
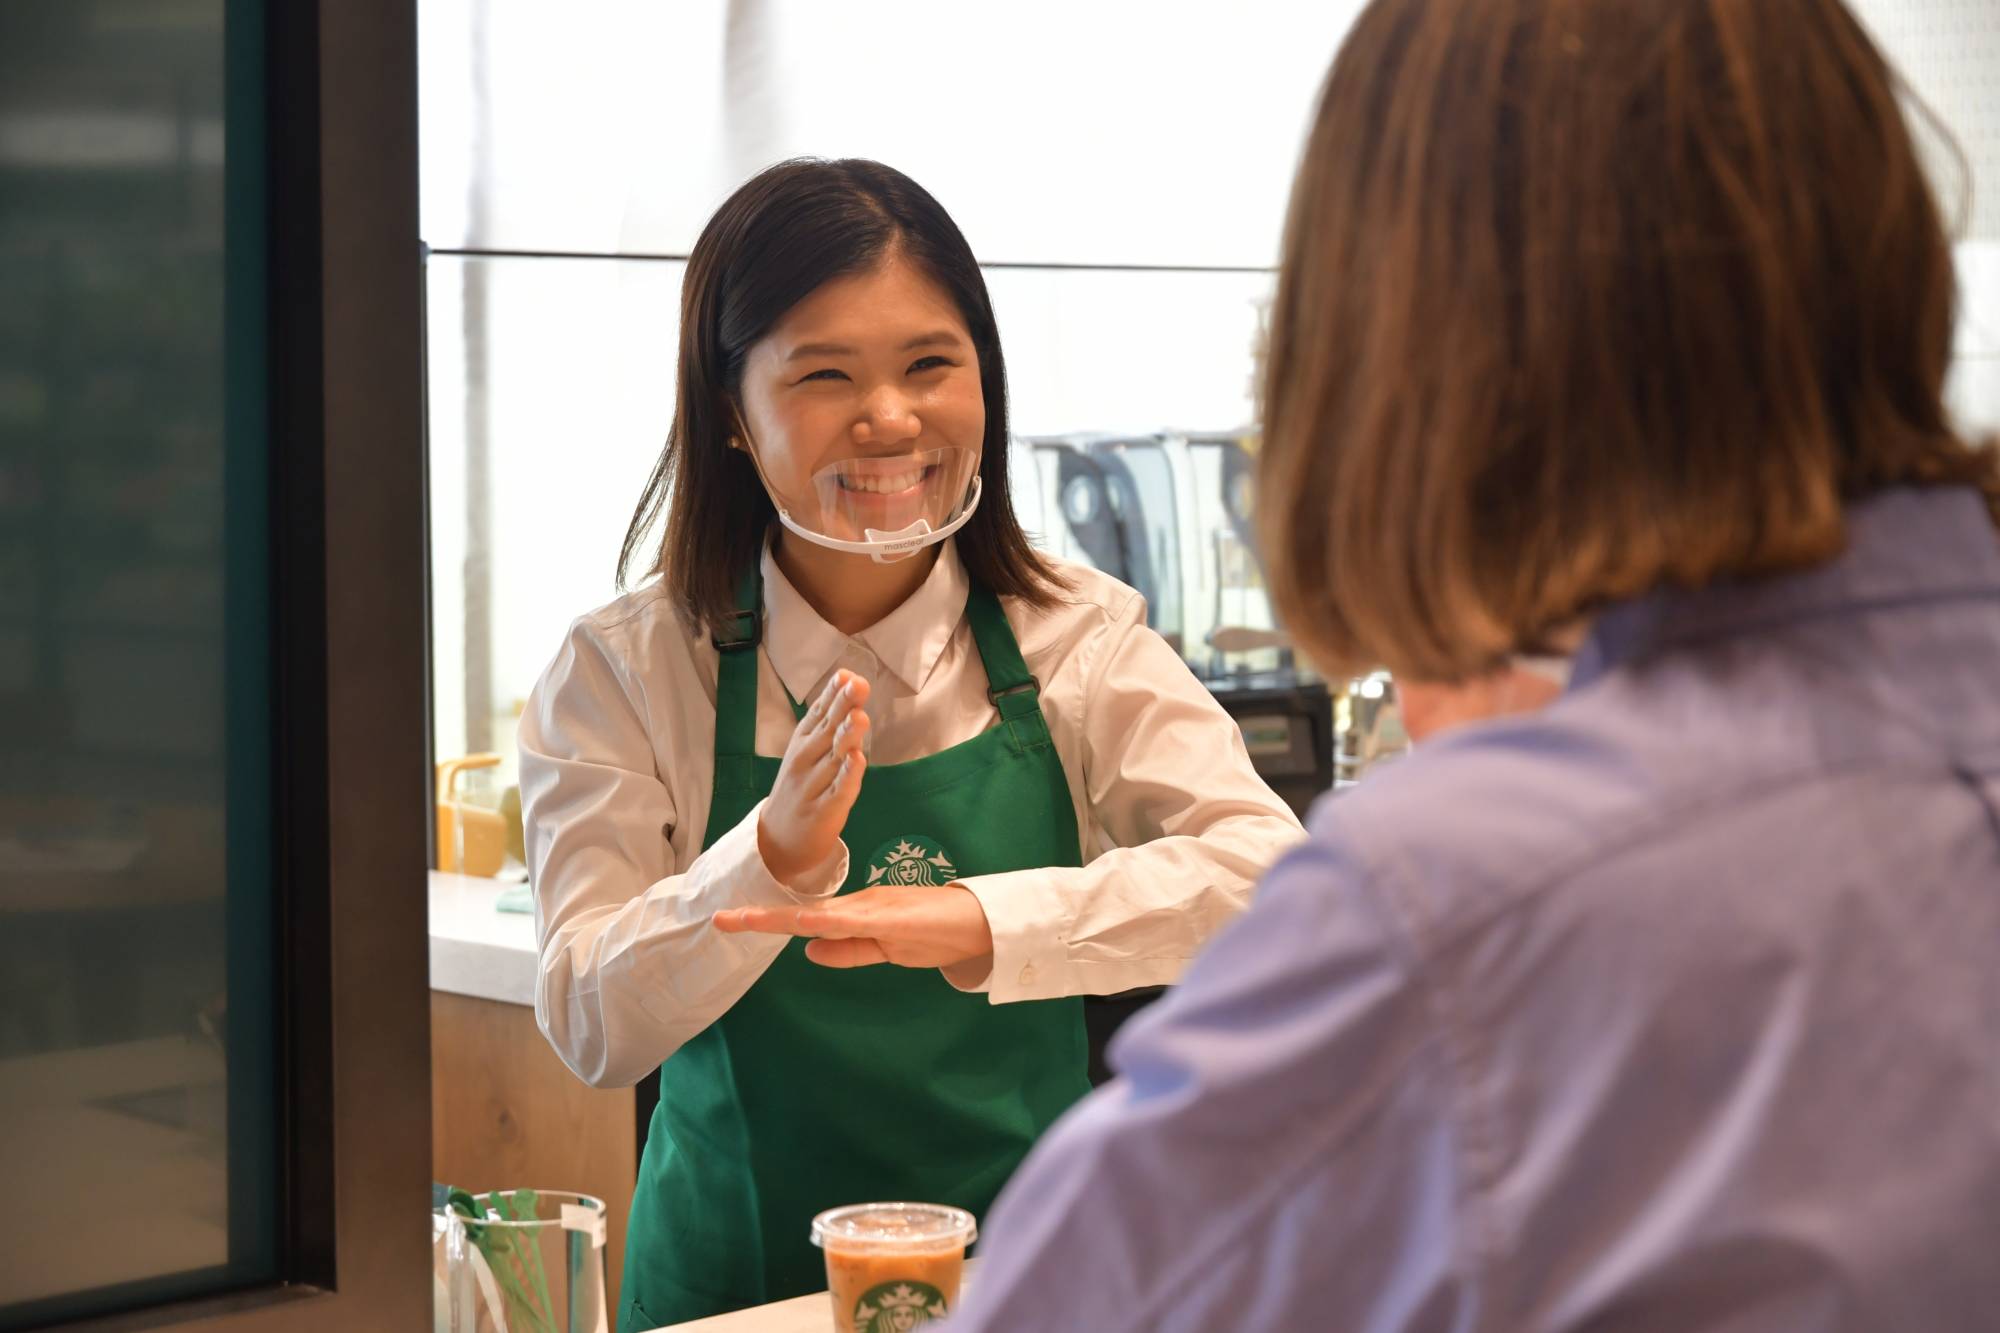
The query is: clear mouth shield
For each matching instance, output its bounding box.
[764,446,983,563]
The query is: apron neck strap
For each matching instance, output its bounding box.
[715,563,1047,755]
[712,566,763,759]
[965,584,1042,725]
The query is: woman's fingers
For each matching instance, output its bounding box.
[712,899,870,939]
[815,749,866,810]
[783,691,859,795]
[709,906,757,933]
[831,710,869,760]
[802,671,839,726]
[789,674,852,766]
[804,672,871,761]
[714,889,975,970]
[710,904,809,935]
[804,937,891,968]
[797,721,862,803]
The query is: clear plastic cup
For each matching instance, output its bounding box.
[439,1189,608,1333]
[810,1202,977,1333]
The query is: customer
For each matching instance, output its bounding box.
[950,0,2000,1328]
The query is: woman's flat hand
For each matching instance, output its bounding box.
[713,883,995,972]
[757,668,871,886]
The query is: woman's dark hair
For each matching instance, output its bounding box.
[1258,0,2000,682]
[619,158,1064,633]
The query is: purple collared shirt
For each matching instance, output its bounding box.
[951,486,2000,1332]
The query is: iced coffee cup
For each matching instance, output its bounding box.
[810,1202,976,1333]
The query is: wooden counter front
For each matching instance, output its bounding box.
[431,989,639,1315]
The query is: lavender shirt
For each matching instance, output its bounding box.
[950,486,2000,1332]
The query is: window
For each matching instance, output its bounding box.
[2,1,432,1326]
[419,0,2000,796]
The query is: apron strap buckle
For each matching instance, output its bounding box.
[989,675,1040,705]
[713,609,760,652]
[989,676,1042,724]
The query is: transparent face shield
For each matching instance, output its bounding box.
[749,444,984,563]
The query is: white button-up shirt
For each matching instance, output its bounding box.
[519,540,1305,1088]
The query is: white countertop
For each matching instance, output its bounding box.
[663,1267,978,1332]
[429,869,539,1006]
[662,1288,833,1332]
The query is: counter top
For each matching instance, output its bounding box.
[661,1288,832,1332]
[662,1267,978,1332]
[429,869,538,1006]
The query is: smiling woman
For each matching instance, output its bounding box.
[516,158,1305,1331]
[618,158,1061,639]
[732,257,990,572]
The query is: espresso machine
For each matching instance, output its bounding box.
[1012,430,1339,1078]
[1013,431,1335,817]
[1168,431,1335,819]
[1017,434,1178,646]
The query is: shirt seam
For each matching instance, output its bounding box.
[574,600,678,750]
[1089,809,1478,1333]
[1102,1012,1459,1333]
[1400,752,1980,957]
[583,585,678,639]
[1048,591,1136,980]
[550,614,673,798]
[1361,824,1509,1296]
[1018,557,1147,619]
[1585,582,2000,683]
[1335,752,1989,1296]
[1073,589,1141,759]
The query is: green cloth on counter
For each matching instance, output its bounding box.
[496,883,533,913]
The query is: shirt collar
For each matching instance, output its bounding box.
[759,538,971,701]
[1571,485,2000,689]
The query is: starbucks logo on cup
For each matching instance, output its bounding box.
[854,1280,948,1331]
[864,836,957,888]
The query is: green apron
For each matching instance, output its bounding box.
[618,566,1092,1331]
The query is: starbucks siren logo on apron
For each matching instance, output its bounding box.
[865,836,957,887]
[854,1280,949,1331]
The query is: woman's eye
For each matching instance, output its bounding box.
[798,368,849,383]
[908,356,954,374]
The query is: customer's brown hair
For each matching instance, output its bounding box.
[1258,0,2000,682]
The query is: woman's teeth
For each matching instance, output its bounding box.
[839,468,927,494]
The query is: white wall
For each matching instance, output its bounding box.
[419,0,1360,265]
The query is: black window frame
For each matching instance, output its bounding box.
[45,0,434,1327]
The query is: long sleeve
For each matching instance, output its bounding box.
[953,589,1305,1001]
[519,619,845,1088]
[947,826,1472,1333]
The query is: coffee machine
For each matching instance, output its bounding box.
[1010,430,1339,1077]
[1016,434,1178,645]
[1012,431,1335,818]
[1166,431,1335,820]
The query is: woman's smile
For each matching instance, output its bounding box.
[833,460,939,499]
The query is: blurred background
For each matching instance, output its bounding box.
[417,0,2000,811]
